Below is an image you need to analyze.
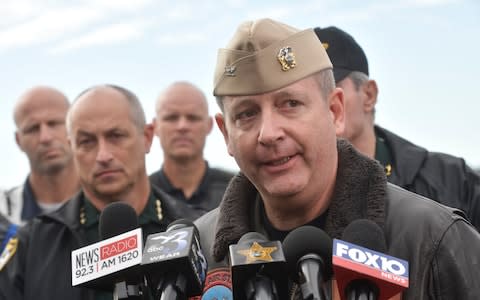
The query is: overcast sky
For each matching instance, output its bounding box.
[0,0,479,188]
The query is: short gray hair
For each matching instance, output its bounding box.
[346,71,376,116]
[347,71,369,90]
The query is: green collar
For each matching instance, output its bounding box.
[374,135,393,177]
[80,193,163,243]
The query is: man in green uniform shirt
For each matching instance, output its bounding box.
[0,84,196,300]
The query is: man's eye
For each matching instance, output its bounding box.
[163,115,178,122]
[235,109,257,121]
[23,125,39,134]
[285,99,300,107]
[78,139,92,146]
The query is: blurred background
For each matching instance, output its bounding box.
[1,0,479,188]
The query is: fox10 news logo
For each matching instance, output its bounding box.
[332,239,409,287]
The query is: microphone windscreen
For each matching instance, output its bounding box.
[282,225,333,279]
[341,219,387,252]
[99,202,138,240]
[167,218,200,238]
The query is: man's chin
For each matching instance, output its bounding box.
[263,182,304,199]
[37,159,68,175]
[92,185,128,201]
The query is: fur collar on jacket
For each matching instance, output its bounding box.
[212,139,387,262]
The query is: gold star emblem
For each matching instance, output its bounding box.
[237,242,277,263]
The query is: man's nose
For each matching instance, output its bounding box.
[258,110,284,146]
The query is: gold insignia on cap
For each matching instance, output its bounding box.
[322,42,329,50]
[225,65,237,76]
[277,46,296,71]
[237,242,277,263]
[0,238,18,271]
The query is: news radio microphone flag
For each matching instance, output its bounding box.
[333,219,409,300]
[141,219,207,299]
[229,232,288,300]
[71,202,144,298]
[282,226,333,300]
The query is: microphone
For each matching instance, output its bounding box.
[333,219,409,300]
[71,202,145,299]
[282,226,333,300]
[228,231,288,300]
[141,219,207,300]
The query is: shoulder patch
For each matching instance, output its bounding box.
[189,267,232,300]
[0,237,18,271]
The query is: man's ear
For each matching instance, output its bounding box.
[215,113,233,157]
[143,123,155,153]
[363,79,378,113]
[329,87,345,136]
[15,131,24,152]
[207,116,214,135]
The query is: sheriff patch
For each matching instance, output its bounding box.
[0,237,18,271]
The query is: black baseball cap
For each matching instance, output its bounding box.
[314,26,368,83]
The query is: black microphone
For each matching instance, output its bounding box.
[333,219,409,300]
[141,219,207,300]
[71,202,145,299]
[228,231,288,300]
[282,226,333,300]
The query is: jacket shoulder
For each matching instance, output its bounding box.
[386,183,466,225]
[385,184,480,298]
[194,208,220,265]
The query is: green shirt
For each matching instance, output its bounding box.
[80,193,163,300]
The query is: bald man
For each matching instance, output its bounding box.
[0,86,80,224]
[150,81,234,220]
[0,84,186,300]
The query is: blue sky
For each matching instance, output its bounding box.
[0,0,479,188]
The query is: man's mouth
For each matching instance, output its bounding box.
[267,156,292,166]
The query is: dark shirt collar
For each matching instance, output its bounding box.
[81,193,162,243]
[159,161,211,203]
[260,200,328,242]
[21,176,42,221]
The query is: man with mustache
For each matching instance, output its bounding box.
[151,81,234,220]
[0,84,191,300]
[0,86,80,224]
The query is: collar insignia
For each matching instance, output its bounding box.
[385,164,392,177]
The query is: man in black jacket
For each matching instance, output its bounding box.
[194,18,480,299]
[0,85,197,300]
[314,26,480,230]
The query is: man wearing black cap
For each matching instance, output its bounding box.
[315,26,480,231]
